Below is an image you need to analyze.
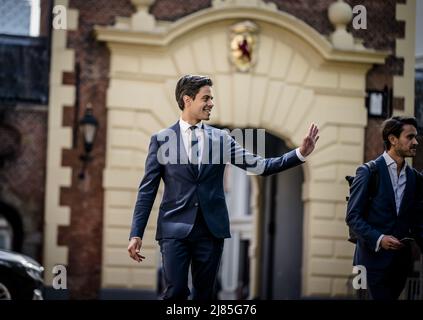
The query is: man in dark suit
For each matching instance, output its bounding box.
[127,75,319,300]
[346,116,423,300]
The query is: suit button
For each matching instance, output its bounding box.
[194,202,199,207]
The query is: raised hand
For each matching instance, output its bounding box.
[299,123,319,157]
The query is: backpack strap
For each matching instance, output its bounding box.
[360,160,379,220]
[364,160,379,199]
[364,160,377,174]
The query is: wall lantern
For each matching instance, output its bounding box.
[365,86,392,118]
[78,103,98,179]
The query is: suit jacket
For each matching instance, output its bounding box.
[414,171,423,250]
[130,121,303,240]
[346,155,420,270]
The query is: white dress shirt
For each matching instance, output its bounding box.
[179,118,204,169]
[375,152,408,251]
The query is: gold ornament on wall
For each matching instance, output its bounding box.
[229,20,259,72]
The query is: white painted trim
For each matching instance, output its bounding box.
[95,6,388,65]
[43,0,78,285]
[29,0,40,37]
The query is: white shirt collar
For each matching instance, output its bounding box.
[382,151,408,171]
[179,117,202,132]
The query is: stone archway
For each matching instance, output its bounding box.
[96,0,387,297]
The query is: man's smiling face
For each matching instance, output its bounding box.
[184,85,214,122]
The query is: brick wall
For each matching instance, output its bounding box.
[0,106,47,261]
[39,0,53,37]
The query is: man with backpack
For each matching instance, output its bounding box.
[346,116,422,300]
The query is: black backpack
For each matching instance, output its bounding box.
[345,161,379,244]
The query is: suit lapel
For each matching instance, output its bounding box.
[398,166,415,216]
[378,157,397,214]
[198,125,213,179]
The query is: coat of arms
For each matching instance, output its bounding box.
[229,21,259,72]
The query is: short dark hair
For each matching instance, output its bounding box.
[382,116,418,150]
[175,75,213,110]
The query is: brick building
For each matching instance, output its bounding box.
[0,0,50,262]
[0,0,421,299]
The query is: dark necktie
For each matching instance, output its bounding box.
[189,126,199,176]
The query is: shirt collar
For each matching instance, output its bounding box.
[382,151,408,171]
[179,118,202,132]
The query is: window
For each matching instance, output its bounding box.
[0,0,40,37]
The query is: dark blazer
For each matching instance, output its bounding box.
[130,121,303,240]
[346,155,420,270]
[414,171,423,250]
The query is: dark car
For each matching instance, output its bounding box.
[0,249,44,300]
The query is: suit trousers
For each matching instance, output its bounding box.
[159,208,224,300]
[367,245,413,300]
